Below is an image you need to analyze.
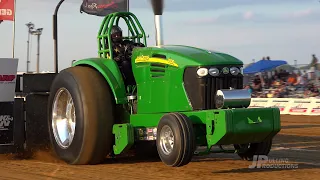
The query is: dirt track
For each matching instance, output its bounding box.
[0,115,319,180]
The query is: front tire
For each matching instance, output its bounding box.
[48,66,115,165]
[156,113,195,167]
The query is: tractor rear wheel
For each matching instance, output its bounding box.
[48,66,115,165]
[156,113,195,167]
[234,139,273,161]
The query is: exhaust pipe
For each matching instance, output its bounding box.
[151,0,164,46]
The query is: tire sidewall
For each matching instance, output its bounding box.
[48,69,86,164]
[156,114,184,166]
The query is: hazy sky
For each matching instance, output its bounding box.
[1,0,320,72]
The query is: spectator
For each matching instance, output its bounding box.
[252,74,264,91]
[293,72,307,89]
[277,84,289,98]
[244,85,253,94]
[304,84,319,98]
[310,54,318,80]
[262,74,271,88]
[278,69,289,81]
[247,56,320,99]
[287,73,297,86]
[302,70,308,78]
[311,54,318,68]
[271,75,282,88]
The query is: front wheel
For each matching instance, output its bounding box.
[156,113,195,167]
[48,66,115,165]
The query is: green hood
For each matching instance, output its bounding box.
[160,45,243,66]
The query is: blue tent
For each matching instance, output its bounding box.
[243,60,287,74]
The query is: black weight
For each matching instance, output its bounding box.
[25,94,51,150]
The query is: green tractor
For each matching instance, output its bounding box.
[48,1,280,167]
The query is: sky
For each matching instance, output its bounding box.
[1,0,320,72]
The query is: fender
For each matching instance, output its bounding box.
[73,58,127,104]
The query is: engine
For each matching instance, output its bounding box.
[183,65,250,110]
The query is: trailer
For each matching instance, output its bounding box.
[0,0,280,167]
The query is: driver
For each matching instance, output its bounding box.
[110,25,144,62]
[109,25,145,85]
[110,25,125,62]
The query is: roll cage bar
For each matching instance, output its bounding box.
[97,12,147,59]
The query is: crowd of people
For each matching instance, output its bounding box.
[244,55,320,98]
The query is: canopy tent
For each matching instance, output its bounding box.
[299,63,320,70]
[272,64,298,73]
[243,59,287,74]
[244,62,254,68]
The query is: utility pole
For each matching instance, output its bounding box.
[31,28,43,73]
[26,22,35,73]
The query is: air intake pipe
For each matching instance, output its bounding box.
[150,0,164,46]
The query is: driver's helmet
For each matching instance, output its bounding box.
[111,25,123,42]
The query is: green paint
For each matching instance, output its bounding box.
[206,107,281,146]
[73,58,127,104]
[131,45,243,114]
[247,116,263,124]
[97,12,147,59]
[112,123,135,155]
[67,12,281,157]
[126,107,280,153]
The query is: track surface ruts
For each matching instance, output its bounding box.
[0,115,319,180]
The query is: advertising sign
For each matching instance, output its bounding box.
[0,58,18,102]
[288,99,312,115]
[0,102,14,144]
[308,99,320,116]
[80,0,128,17]
[0,0,15,21]
[249,98,270,108]
[268,98,291,114]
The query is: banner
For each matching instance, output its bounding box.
[308,99,320,116]
[0,102,14,145]
[0,0,14,21]
[248,98,320,116]
[287,99,312,115]
[248,98,270,108]
[268,98,291,114]
[80,0,128,17]
[0,58,18,102]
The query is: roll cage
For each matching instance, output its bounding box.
[97,12,148,60]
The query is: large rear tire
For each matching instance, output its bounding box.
[48,66,115,165]
[156,113,195,167]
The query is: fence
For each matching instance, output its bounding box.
[249,98,320,116]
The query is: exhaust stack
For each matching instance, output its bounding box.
[151,0,164,46]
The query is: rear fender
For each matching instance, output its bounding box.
[73,58,127,104]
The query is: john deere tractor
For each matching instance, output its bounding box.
[47,1,280,167]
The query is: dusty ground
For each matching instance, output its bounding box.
[0,115,319,180]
